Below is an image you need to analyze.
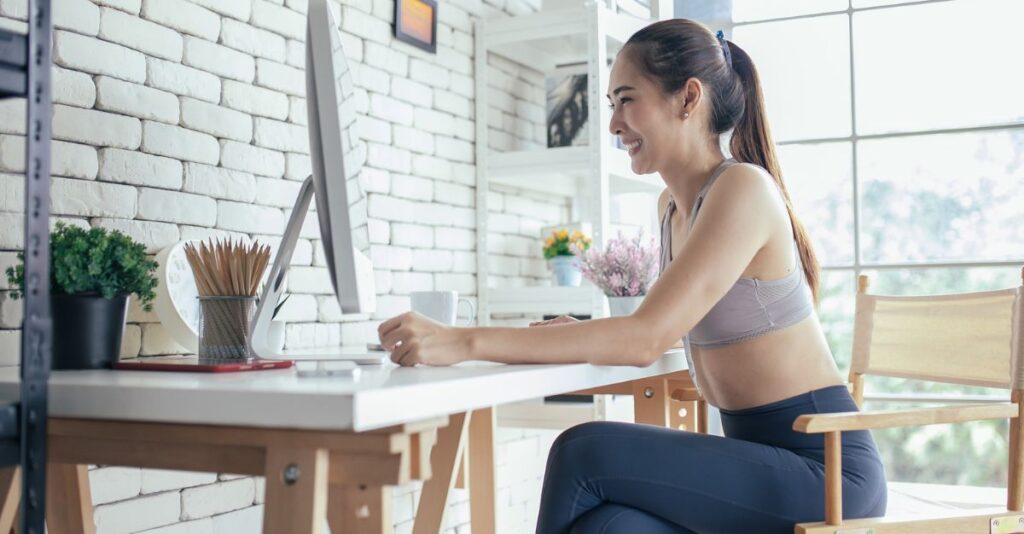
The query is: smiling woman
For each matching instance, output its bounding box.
[379,17,887,534]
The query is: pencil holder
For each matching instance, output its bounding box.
[197,295,256,361]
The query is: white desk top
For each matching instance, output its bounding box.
[0,354,688,432]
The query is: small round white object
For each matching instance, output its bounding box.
[153,241,202,352]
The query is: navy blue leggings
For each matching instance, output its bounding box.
[535,385,887,533]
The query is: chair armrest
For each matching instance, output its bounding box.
[793,402,1017,434]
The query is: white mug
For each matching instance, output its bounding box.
[410,291,475,326]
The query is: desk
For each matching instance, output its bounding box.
[0,355,701,533]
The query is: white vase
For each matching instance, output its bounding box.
[607,295,644,317]
[268,320,287,353]
[549,256,582,287]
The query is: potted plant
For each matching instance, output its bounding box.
[6,223,158,369]
[574,230,659,316]
[543,228,592,287]
[268,293,290,352]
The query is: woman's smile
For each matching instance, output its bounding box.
[623,137,644,157]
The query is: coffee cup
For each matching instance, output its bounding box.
[410,291,475,326]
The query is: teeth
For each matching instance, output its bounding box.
[625,139,642,151]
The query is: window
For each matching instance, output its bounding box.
[733,0,1024,486]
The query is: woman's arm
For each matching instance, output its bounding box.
[379,165,784,367]
[378,310,655,366]
[636,164,784,357]
[463,314,657,365]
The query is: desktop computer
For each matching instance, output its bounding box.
[247,0,380,361]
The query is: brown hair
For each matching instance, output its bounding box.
[624,19,821,300]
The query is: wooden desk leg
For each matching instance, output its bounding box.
[413,412,469,534]
[667,380,701,433]
[468,407,496,534]
[263,447,328,534]
[632,378,669,426]
[0,468,19,534]
[46,463,94,534]
[329,485,392,534]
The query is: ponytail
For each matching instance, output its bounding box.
[625,20,821,301]
[725,41,821,301]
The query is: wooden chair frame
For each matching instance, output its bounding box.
[793,270,1024,533]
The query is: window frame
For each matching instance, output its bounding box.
[733,0,1024,404]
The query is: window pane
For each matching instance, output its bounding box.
[858,129,1024,264]
[732,0,848,22]
[863,265,1021,295]
[733,16,851,142]
[817,270,856,373]
[779,142,854,266]
[872,415,1007,485]
[853,0,1024,134]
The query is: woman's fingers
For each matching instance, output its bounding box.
[378,311,412,341]
[381,326,411,351]
[391,341,418,366]
[530,315,576,328]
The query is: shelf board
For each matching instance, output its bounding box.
[482,6,650,71]
[487,285,604,316]
[486,146,663,196]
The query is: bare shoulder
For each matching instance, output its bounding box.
[703,162,785,214]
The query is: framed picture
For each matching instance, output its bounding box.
[395,0,437,53]
[546,65,589,148]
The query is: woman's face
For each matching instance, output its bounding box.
[606,54,689,176]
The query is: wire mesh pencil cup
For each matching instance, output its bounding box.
[197,296,256,361]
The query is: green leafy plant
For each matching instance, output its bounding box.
[272,293,290,320]
[6,222,159,311]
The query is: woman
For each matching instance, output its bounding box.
[377,19,887,533]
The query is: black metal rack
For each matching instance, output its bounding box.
[0,1,52,533]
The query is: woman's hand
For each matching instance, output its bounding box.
[529,315,579,327]
[377,311,469,367]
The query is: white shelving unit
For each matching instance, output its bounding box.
[474,1,664,326]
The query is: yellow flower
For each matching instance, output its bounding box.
[557,229,569,240]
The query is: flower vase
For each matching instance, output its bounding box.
[549,256,581,287]
[607,295,644,317]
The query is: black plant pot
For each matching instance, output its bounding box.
[51,294,129,370]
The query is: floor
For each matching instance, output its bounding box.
[886,481,1007,520]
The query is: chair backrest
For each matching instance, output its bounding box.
[849,271,1024,398]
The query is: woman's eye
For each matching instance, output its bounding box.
[608,98,631,110]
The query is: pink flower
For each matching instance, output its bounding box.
[573,230,660,297]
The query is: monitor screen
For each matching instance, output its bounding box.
[307,0,374,314]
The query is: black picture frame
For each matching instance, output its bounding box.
[394,0,437,54]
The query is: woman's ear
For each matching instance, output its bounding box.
[678,78,703,118]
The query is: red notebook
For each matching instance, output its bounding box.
[113,355,293,373]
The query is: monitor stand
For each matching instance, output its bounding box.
[247,175,388,364]
[248,175,313,357]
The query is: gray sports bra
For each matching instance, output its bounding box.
[659,159,814,352]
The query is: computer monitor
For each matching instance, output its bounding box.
[248,0,376,356]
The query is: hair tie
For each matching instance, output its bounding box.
[716,30,733,69]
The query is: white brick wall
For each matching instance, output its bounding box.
[96,77,180,124]
[99,8,183,62]
[53,66,97,108]
[0,0,571,530]
[146,58,221,103]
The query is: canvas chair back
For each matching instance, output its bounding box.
[850,277,1024,392]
